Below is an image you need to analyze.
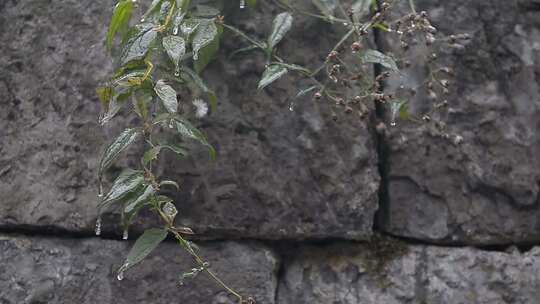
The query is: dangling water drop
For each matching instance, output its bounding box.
[390,121,397,127]
[174,66,180,77]
[97,182,104,198]
[168,120,174,129]
[122,228,129,240]
[240,0,246,9]
[202,262,210,268]
[173,27,178,35]
[117,271,124,281]
[95,216,102,236]
[288,102,295,112]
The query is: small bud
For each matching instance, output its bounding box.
[344,106,353,114]
[351,41,362,52]
[327,51,338,61]
[314,92,322,100]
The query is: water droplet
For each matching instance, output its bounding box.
[173,27,178,35]
[97,182,103,198]
[178,278,185,286]
[343,22,349,26]
[117,271,124,281]
[390,121,397,127]
[202,262,210,268]
[168,120,174,129]
[122,229,129,240]
[288,102,295,112]
[174,66,180,77]
[95,216,102,236]
[193,53,199,60]
[240,0,246,9]
[140,18,145,22]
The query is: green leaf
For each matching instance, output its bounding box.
[295,85,318,98]
[132,89,152,119]
[229,45,260,58]
[361,49,399,72]
[96,86,112,108]
[143,146,162,166]
[142,0,164,21]
[246,0,257,7]
[159,180,180,190]
[107,0,133,50]
[119,228,168,273]
[99,128,140,175]
[124,185,156,213]
[390,99,408,124]
[154,80,178,113]
[161,143,189,157]
[312,0,337,18]
[181,18,200,36]
[172,116,216,159]
[120,24,157,66]
[351,0,371,22]
[268,12,293,51]
[271,62,311,74]
[192,19,217,61]
[99,169,145,210]
[163,36,186,69]
[258,64,288,90]
[193,21,222,73]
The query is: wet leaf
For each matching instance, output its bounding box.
[124,185,156,213]
[120,228,168,272]
[192,19,217,61]
[99,128,140,175]
[258,64,288,90]
[193,21,222,73]
[268,12,293,51]
[161,143,189,158]
[361,49,399,72]
[295,85,318,98]
[143,146,162,166]
[172,116,216,159]
[120,24,157,66]
[154,80,178,113]
[107,0,133,50]
[162,36,186,68]
[99,169,144,210]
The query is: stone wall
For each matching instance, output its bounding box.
[1,0,539,303]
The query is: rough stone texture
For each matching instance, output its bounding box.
[278,241,540,304]
[378,0,540,244]
[161,2,379,240]
[0,0,379,240]
[0,234,278,304]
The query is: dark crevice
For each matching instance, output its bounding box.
[371,0,391,235]
[1,225,538,254]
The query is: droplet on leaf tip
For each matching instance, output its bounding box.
[95,216,102,236]
[240,0,245,9]
[122,229,129,240]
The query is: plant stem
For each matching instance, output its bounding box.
[408,0,417,13]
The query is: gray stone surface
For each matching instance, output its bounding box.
[0,234,278,304]
[278,240,540,304]
[377,0,540,244]
[0,0,379,240]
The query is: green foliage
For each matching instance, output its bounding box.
[118,228,169,275]
[96,0,458,300]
